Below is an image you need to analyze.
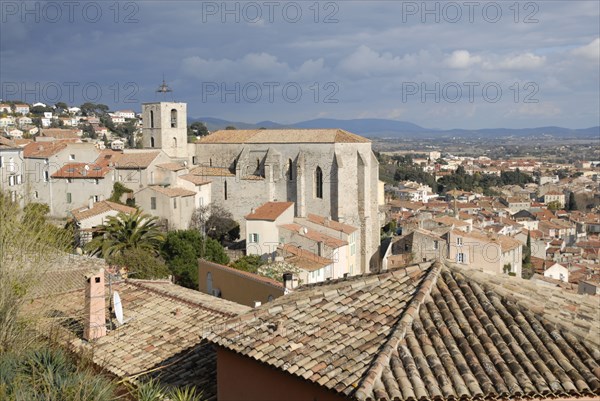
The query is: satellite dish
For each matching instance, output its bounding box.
[113,291,124,325]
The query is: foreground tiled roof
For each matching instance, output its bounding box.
[197,129,370,144]
[71,200,136,222]
[279,244,333,272]
[207,263,439,398]
[245,201,294,221]
[207,261,600,400]
[30,278,249,400]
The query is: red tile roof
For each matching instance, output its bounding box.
[245,202,294,221]
[51,162,110,178]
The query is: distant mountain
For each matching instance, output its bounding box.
[188,116,599,139]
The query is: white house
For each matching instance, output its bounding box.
[544,262,569,283]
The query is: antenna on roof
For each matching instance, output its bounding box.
[113,291,124,325]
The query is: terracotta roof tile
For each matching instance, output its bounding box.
[114,151,160,169]
[197,129,370,144]
[279,223,348,248]
[245,202,293,221]
[305,214,358,234]
[51,162,111,179]
[178,174,212,185]
[148,186,196,197]
[189,166,235,177]
[279,244,333,272]
[23,141,68,158]
[157,162,187,171]
[71,200,136,222]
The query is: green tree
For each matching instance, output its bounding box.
[567,192,578,211]
[108,182,133,204]
[188,121,209,137]
[161,230,229,289]
[523,231,531,265]
[108,248,170,280]
[547,200,562,211]
[230,255,264,274]
[85,210,165,259]
[225,125,236,130]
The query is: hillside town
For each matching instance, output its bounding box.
[1,99,599,400]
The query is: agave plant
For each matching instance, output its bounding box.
[167,386,204,401]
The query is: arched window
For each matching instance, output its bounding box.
[150,137,155,148]
[207,272,213,293]
[172,137,177,148]
[224,180,228,200]
[287,159,293,181]
[150,110,154,128]
[170,109,177,128]
[315,166,323,199]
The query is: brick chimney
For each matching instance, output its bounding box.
[83,268,106,341]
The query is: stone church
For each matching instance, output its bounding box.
[142,101,381,273]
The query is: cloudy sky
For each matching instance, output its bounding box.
[1,1,599,129]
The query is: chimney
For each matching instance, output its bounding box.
[283,272,298,291]
[253,301,262,308]
[83,268,107,341]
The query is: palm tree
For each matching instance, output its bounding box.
[85,210,165,258]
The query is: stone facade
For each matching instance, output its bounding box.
[188,130,381,273]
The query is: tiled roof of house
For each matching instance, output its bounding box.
[29,277,249,401]
[197,129,370,144]
[279,244,333,272]
[23,141,68,158]
[305,213,358,234]
[178,174,212,186]
[452,229,522,252]
[189,166,235,177]
[51,162,111,179]
[40,128,81,139]
[433,215,469,227]
[114,151,160,169]
[148,186,196,197]
[71,200,136,222]
[207,261,600,400]
[0,136,17,148]
[279,223,348,248]
[245,202,294,221]
[157,162,187,171]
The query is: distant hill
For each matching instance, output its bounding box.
[188,117,599,139]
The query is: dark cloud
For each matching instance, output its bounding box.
[1,1,598,128]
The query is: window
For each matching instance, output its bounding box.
[150,197,156,210]
[206,272,213,294]
[457,237,463,246]
[8,175,15,186]
[150,137,155,148]
[172,137,177,148]
[224,180,228,200]
[287,159,293,181]
[33,191,38,199]
[256,158,260,173]
[457,252,465,263]
[315,166,323,199]
[66,193,72,203]
[192,156,197,165]
[10,191,16,202]
[94,179,99,185]
[150,110,154,128]
[93,195,99,202]
[249,233,259,243]
[0,156,3,168]
[173,198,177,209]
[69,154,75,161]
[170,109,177,128]
[66,178,72,184]
[16,175,22,184]
[434,240,439,250]
[43,171,49,182]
